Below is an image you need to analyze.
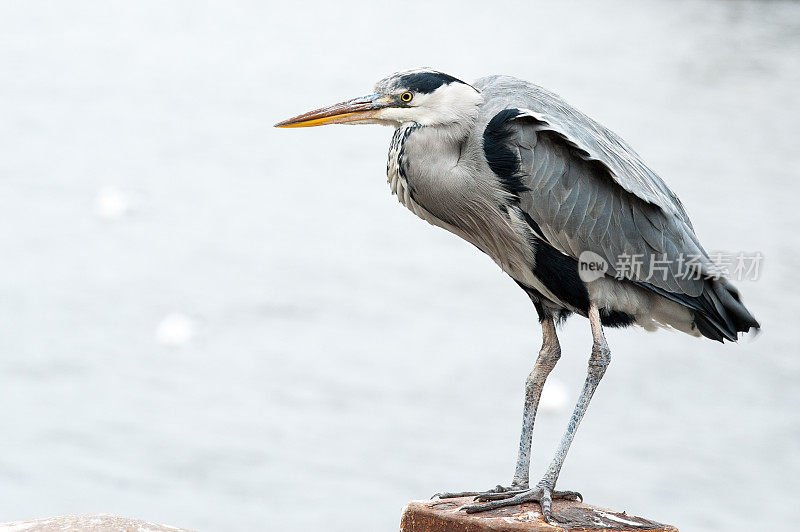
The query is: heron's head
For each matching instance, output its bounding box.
[275,69,482,129]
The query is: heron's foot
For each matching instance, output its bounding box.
[461,483,582,523]
[432,484,528,500]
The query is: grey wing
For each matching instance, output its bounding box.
[506,110,715,297]
[475,75,694,225]
[515,105,693,225]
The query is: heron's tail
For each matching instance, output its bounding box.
[692,278,760,342]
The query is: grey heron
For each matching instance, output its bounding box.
[275,69,760,521]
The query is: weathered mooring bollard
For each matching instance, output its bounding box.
[401,497,677,532]
[0,500,678,531]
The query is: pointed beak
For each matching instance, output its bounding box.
[274,93,393,128]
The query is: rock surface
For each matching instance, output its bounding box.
[401,497,678,532]
[0,514,193,532]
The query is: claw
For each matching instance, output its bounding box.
[554,490,582,502]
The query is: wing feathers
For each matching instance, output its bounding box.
[474,74,758,338]
[506,115,709,297]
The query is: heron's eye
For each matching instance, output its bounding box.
[400,92,413,103]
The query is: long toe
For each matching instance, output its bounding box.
[538,489,554,522]
[473,490,527,502]
[462,490,540,514]
[432,491,482,499]
[434,484,521,500]
[539,487,583,523]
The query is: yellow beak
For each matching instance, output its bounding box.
[274,93,392,128]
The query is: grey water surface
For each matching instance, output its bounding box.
[1,1,798,530]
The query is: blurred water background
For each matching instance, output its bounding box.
[1,1,798,530]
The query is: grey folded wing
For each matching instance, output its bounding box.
[504,106,715,298]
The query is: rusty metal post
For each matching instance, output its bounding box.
[401,497,678,532]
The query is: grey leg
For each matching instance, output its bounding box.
[511,317,561,488]
[462,306,609,522]
[434,317,561,499]
[538,305,609,492]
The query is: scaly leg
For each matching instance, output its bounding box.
[513,316,561,487]
[435,317,563,498]
[462,306,609,522]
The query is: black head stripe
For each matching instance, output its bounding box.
[397,71,466,94]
